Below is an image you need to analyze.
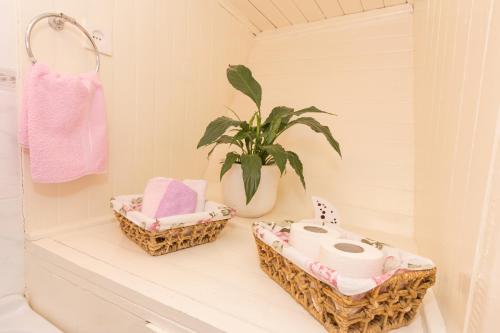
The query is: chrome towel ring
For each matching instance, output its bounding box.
[25,12,100,73]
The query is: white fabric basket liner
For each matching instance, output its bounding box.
[253,220,435,296]
[111,194,234,232]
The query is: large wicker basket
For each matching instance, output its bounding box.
[115,212,228,256]
[254,236,436,333]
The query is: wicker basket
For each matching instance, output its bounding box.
[115,212,228,256]
[254,236,436,333]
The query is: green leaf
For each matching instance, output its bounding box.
[241,154,262,204]
[218,135,243,147]
[285,117,341,157]
[220,152,240,180]
[286,151,305,188]
[262,144,287,175]
[239,121,250,131]
[294,106,336,116]
[207,135,243,158]
[197,116,241,148]
[233,128,251,142]
[227,65,262,108]
[263,106,294,143]
[263,106,294,125]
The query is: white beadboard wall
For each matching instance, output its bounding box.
[207,5,414,236]
[19,0,254,237]
[0,0,24,298]
[464,143,500,333]
[414,0,500,331]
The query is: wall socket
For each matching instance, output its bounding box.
[82,21,113,56]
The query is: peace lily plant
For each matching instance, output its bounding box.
[197,65,341,217]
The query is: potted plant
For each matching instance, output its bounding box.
[197,65,341,217]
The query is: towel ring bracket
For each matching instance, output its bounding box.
[25,12,100,73]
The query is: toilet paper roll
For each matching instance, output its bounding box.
[319,239,384,279]
[288,222,341,259]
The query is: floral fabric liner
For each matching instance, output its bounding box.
[111,195,235,232]
[253,220,435,296]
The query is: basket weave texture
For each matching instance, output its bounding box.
[115,212,228,256]
[254,237,436,333]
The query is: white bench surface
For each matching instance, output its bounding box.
[30,218,434,333]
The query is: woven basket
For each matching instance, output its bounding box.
[254,236,436,333]
[115,212,228,256]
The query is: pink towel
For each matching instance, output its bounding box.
[141,177,172,217]
[19,63,107,183]
[183,179,207,212]
[156,180,197,218]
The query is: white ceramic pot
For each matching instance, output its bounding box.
[221,164,280,218]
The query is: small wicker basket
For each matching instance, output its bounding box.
[115,212,228,256]
[254,236,436,333]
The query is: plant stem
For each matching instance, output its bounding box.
[271,123,289,144]
[254,108,262,154]
[245,137,251,155]
[224,105,241,121]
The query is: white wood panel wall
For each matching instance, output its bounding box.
[19,0,254,237]
[414,0,500,331]
[465,141,500,333]
[226,0,409,32]
[206,6,414,236]
[0,0,24,298]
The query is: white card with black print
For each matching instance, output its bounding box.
[312,196,340,225]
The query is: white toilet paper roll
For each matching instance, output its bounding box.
[319,239,384,278]
[288,222,341,259]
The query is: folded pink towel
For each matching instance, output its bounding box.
[141,178,198,218]
[19,63,107,183]
[183,179,207,212]
[141,177,172,218]
[156,180,197,218]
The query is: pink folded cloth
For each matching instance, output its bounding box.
[141,177,172,217]
[141,178,198,218]
[156,180,197,218]
[183,179,207,212]
[19,63,107,183]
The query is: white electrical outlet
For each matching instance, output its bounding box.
[82,20,113,56]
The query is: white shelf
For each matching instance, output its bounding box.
[27,218,438,333]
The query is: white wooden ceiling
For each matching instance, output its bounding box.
[224,0,410,33]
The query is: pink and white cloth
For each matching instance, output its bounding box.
[141,178,207,218]
[253,220,435,296]
[19,63,107,183]
[141,178,173,218]
[183,179,207,212]
[111,194,234,232]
